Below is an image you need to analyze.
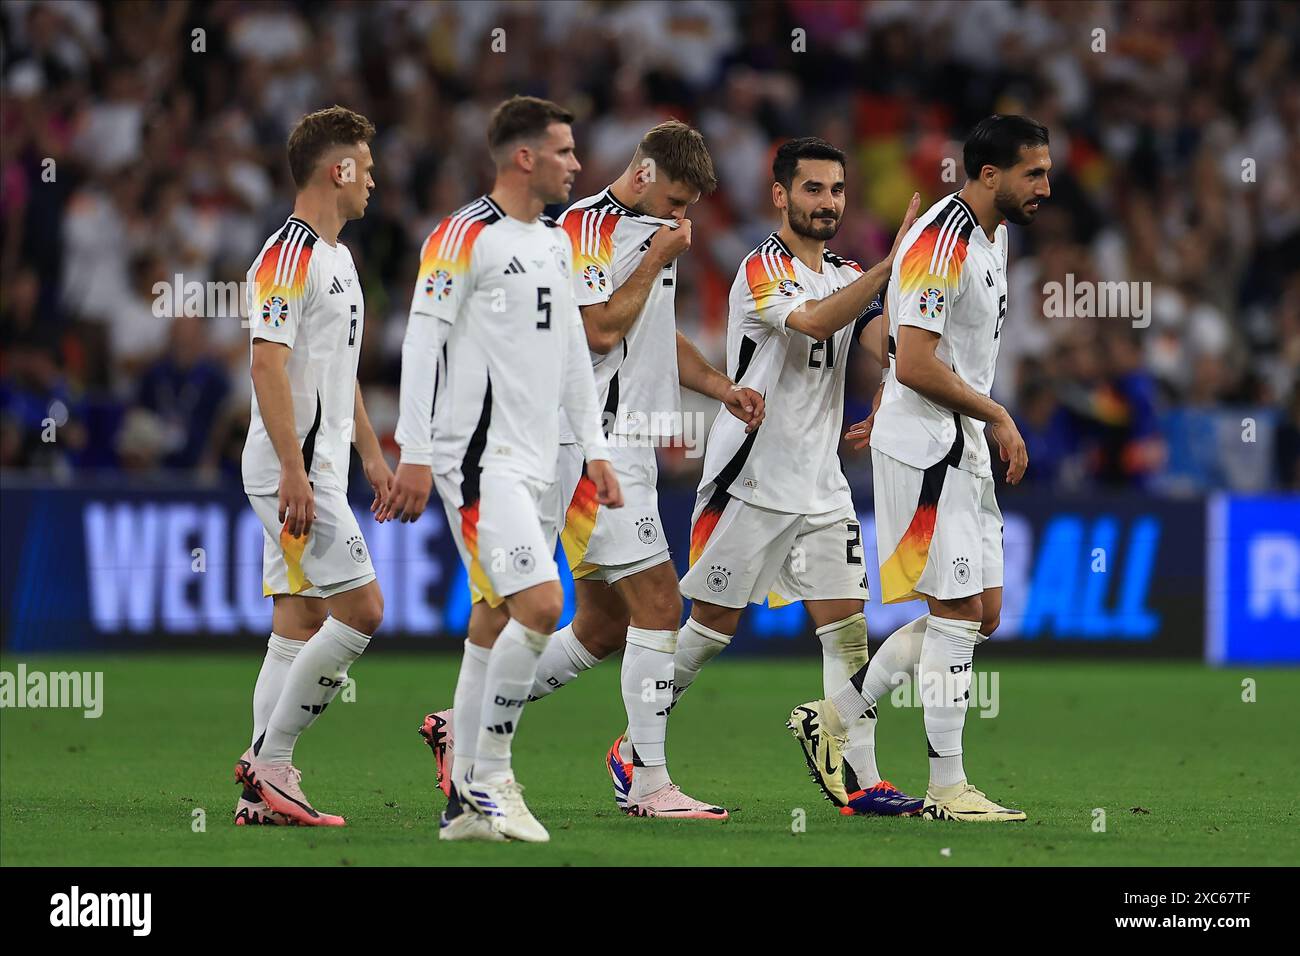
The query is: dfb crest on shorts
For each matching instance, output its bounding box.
[706,565,730,592]
[952,557,971,585]
[261,295,288,327]
[919,287,945,319]
[636,516,659,545]
[511,547,536,574]
[347,535,369,564]
[426,269,453,301]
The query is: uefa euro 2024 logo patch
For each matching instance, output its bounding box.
[261,295,288,327]
[919,287,944,319]
[583,264,607,293]
[426,268,453,301]
[777,278,801,297]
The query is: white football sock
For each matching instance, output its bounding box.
[474,619,548,781]
[528,623,600,700]
[451,641,492,795]
[919,616,982,790]
[829,613,927,729]
[622,627,677,800]
[251,632,303,747]
[671,616,732,706]
[259,617,370,765]
[817,613,876,788]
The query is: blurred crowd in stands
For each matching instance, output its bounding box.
[2,0,1298,494]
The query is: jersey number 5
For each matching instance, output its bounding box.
[536,287,551,329]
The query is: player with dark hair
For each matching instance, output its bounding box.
[385,96,621,842]
[666,135,924,815]
[234,105,389,827]
[417,120,763,819]
[797,114,1051,822]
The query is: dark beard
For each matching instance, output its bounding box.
[789,205,840,240]
[995,188,1036,226]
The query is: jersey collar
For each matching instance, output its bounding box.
[286,216,320,239]
[950,192,999,247]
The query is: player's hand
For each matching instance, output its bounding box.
[723,385,765,433]
[363,455,395,519]
[887,192,922,264]
[587,459,624,508]
[844,384,885,449]
[278,465,316,538]
[381,462,433,523]
[991,411,1029,485]
[648,219,691,267]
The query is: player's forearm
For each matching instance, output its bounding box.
[394,313,451,465]
[250,351,307,475]
[676,330,733,400]
[856,314,884,368]
[563,307,612,461]
[897,354,1008,424]
[791,259,890,340]
[352,383,384,464]
[582,256,663,353]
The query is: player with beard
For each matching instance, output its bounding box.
[796,115,1051,822]
[417,121,763,820]
[673,137,925,815]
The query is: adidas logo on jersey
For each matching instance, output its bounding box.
[503,257,526,274]
[328,277,345,294]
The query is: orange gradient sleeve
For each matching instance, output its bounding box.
[895,219,969,334]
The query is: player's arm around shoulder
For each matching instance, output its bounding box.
[784,192,920,342]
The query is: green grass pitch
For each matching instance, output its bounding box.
[2,653,1297,866]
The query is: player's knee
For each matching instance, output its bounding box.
[691,600,740,636]
[580,622,626,658]
[631,588,682,632]
[345,587,384,635]
[980,613,999,638]
[527,590,564,634]
[933,594,982,624]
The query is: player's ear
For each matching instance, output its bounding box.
[772,181,787,210]
[516,143,535,174]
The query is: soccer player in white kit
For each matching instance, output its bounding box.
[798,115,1051,822]
[672,137,924,815]
[235,107,391,827]
[416,123,763,820]
[384,97,622,843]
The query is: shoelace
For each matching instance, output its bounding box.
[497,779,531,816]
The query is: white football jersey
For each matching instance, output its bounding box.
[242,216,364,496]
[557,187,680,441]
[395,195,609,487]
[698,233,880,516]
[872,192,1008,476]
